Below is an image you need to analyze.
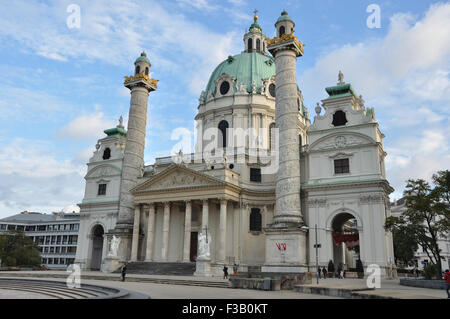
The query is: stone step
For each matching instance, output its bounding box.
[123,262,196,276]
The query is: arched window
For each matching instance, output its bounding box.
[279,26,285,36]
[256,39,261,51]
[269,122,276,150]
[218,120,229,148]
[250,208,262,232]
[145,67,149,75]
[102,147,111,160]
[332,110,348,126]
[135,65,140,75]
[247,38,253,52]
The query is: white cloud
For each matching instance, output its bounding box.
[0,0,243,95]
[58,112,115,141]
[301,3,450,102]
[0,138,85,218]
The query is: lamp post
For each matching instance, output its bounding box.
[302,225,330,284]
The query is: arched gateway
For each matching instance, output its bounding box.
[330,212,360,271]
[90,225,104,270]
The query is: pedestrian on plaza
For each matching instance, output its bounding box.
[322,267,328,279]
[317,267,322,279]
[233,264,238,276]
[223,265,229,279]
[121,263,127,282]
[340,269,344,279]
[444,269,450,299]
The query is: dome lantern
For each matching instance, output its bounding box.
[243,9,266,54]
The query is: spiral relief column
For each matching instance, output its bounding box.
[265,11,307,268]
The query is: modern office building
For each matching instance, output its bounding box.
[0,211,80,269]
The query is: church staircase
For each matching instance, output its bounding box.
[121,262,196,276]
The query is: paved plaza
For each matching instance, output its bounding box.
[0,271,447,299]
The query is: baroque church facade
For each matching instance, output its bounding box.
[75,11,396,276]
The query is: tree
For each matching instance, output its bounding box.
[0,230,41,267]
[385,170,450,278]
[390,224,418,267]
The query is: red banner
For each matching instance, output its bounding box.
[332,233,359,246]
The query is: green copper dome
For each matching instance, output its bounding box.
[276,10,294,25]
[135,52,150,65]
[249,22,262,33]
[203,52,275,102]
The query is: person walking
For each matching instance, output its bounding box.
[223,265,229,279]
[444,269,450,299]
[121,263,127,282]
[233,264,238,276]
[322,267,328,279]
[317,267,322,279]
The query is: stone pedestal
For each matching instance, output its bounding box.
[102,232,132,272]
[264,228,308,269]
[101,256,122,273]
[194,257,212,277]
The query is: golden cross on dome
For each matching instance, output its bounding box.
[253,9,258,22]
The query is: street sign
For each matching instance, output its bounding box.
[313,244,321,248]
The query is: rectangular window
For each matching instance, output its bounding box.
[7,225,16,231]
[74,224,79,231]
[65,224,70,231]
[250,168,262,182]
[98,184,107,195]
[55,247,60,254]
[42,258,47,264]
[44,247,49,253]
[37,225,46,231]
[0,224,5,230]
[63,235,68,244]
[45,237,50,245]
[61,247,67,254]
[334,159,350,174]
[56,236,61,244]
[51,236,56,244]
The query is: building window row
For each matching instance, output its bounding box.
[41,246,77,254]
[42,258,75,265]
[33,235,78,245]
[0,223,80,232]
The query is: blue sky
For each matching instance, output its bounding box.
[0,0,449,217]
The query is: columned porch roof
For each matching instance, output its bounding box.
[130,164,241,204]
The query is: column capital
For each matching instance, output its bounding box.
[202,199,209,205]
[220,198,228,206]
[163,201,171,208]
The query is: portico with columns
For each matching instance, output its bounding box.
[128,164,245,273]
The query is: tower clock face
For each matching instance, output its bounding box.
[335,136,347,148]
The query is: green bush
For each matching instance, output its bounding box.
[423,263,439,280]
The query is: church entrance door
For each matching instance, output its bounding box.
[190,232,198,262]
[90,225,104,270]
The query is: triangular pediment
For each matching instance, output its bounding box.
[131,164,225,193]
